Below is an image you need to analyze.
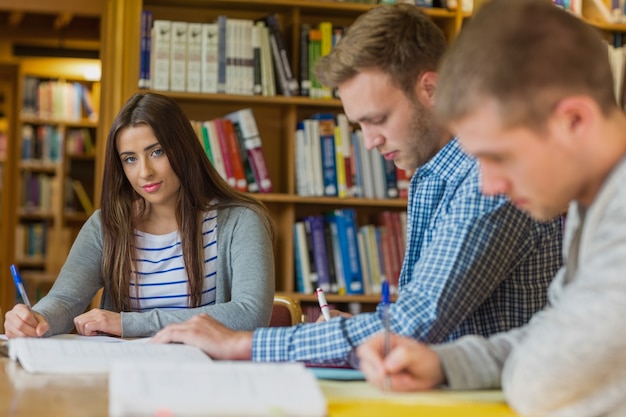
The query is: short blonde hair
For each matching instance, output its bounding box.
[314,4,447,100]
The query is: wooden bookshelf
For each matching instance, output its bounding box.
[98,0,467,315]
[0,63,20,315]
[8,59,101,303]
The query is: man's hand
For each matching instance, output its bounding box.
[74,309,122,336]
[357,332,445,392]
[4,304,49,338]
[151,314,253,360]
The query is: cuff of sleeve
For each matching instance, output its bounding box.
[251,327,292,362]
[120,311,142,338]
[431,336,502,390]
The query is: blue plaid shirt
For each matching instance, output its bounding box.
[252,139,563,364]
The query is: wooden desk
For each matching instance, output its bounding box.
[0,358,516,417]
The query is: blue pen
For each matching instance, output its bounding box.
[381,280,391,391]
[10,264,32,309]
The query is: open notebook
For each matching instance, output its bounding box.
[8,335,210,373]
[109,361,327,417]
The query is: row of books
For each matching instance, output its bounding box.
[65,127,95,157]
[22,77,97,121]
[295,113,410,199]
[21,172,54,212]
[140,12,298,97]
[21,124,63,162]
[294,209,406,297]
[300,22,344,99]
[15,222,47,260]
[190,108,272,193]
[21,171,92,215]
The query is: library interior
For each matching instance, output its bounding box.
[1,0,626,416]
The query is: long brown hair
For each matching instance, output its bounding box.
[101,92,273,311]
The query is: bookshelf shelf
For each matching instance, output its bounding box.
[159,90,343,107]
[20,116,99,128]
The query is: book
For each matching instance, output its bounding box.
[294,221,313,294]
[72,179,94,214]
[304,215,331,292]
[217,15,228,93]
[220,118,248,192]
[300,23,311,97]
[170,21,188,92]
[251,22,263,95]
[205,120,228,182]
[256,20,276,97]
[312,113,338,197]
[259,14,299,96]
[201,22,219,93]
[109,361,327,417]
[228,119,259,192]
[304,118,324,196]
[8,335,210,374]
[151,19,172,91]
[224,108,272,192]
[139,10,153,89]
[186,22,203,93]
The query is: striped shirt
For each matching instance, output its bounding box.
[251,139,563,365]
[130,211,218,311]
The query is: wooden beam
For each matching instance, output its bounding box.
[0,0,103,16]
[8,11,24,27]
[54,12,74,30]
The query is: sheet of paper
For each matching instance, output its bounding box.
[109,361,327,417]
[9,337,210,374]
[319,380,506,405]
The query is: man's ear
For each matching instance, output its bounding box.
[550,96,595,145]
[416,71,438,107]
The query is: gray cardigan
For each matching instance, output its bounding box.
[33,206,275,337]
[433,156,626,417]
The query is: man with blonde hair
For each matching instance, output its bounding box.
[358,1,626,416]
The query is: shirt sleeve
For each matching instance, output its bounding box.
[500,197,626,417]
[33,212,105,335]
[251,189,545,363]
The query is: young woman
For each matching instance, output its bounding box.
[4,92,275,338]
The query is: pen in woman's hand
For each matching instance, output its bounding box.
[316,288,332,322]
[10,264,32,310]
[381,280,391,391]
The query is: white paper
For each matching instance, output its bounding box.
[9,336,210,374]
[109,361,327,417]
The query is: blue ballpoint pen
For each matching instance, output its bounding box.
[10,264,32,309]
[381,280,391,391]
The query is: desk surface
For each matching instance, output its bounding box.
[0,358,516,417]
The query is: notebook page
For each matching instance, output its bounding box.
[109,361,327,417]
[9,337,210,374]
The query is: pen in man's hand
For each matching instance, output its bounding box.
[316,288,332,321]
[10,264,32,309]
[381,280,391,391]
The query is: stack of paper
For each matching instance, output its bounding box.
[109,361,327,417]
[8,336,210,374]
